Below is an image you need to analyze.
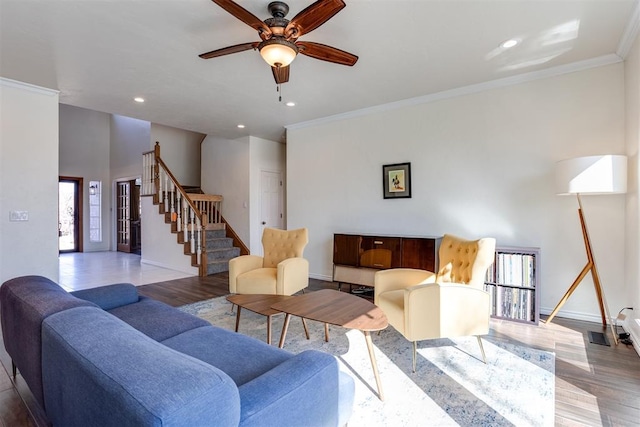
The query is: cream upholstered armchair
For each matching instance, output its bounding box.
[229,228,309,295]
[374,234,496,372]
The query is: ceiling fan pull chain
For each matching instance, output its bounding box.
[278,83,282,102]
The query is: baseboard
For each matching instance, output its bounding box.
[309,272,333,282]
[623,317,640,357]
[140,258,199,276]
[539,307,614,324]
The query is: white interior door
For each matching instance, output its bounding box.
[261,170,283,232]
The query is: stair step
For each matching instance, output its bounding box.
[206,229,226,239]
[206,237,234,250]
[207,260,231,275]
[206,246,240,261]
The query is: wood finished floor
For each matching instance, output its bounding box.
[1,272,639,426]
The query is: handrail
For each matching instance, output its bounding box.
[156,157,202,219]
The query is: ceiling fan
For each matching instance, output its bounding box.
[199,0,358,84]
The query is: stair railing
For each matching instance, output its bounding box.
[142,142,219,276]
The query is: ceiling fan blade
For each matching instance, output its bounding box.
[296,41,358,66]
[272,65,290,84]
[199,42,259,59]
[285,0,345,39]
[211,0,272,36]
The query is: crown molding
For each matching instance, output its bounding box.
[286,54,623,132]
[617,0,640,59]
[0,77,59,96]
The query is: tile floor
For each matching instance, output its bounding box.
[58,251,195,291]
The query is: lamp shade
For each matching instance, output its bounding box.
[555,155,627,195]
[259,38,298,68]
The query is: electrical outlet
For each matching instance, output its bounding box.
[9,211,28,221]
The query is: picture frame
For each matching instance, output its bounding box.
[383,162,411,199]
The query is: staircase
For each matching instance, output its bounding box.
[204,229,241,274]
[143,142,247,276]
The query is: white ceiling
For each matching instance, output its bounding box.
[1,0,638,142]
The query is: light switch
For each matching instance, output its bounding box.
[10,211,28,221]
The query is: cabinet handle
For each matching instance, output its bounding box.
[373,263,384,267]
[374,241,383,245]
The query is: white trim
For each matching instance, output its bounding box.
[0,77,59,96]
[310,272,333,282]
[617,0,640,59]
[286,54,622,132]
[140,258,198,275]
[627,328,640,356]
[539,307,614,325]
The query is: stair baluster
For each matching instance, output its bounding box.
[196,217,202,264]
[183,202,189,243]
[169,181,176,222]
[158,169,163,207]
[190,209,196,255]
[176,191,182,232]
[164,171,169,212]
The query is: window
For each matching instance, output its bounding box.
[89,181,102,242]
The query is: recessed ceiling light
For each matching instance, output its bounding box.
[501,39,519,49]
[237,124,245,129]
[134,97,145,103]
[285,101,296,107]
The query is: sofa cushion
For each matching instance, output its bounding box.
[71,283,139,310]
[161,325,291,386]
[107,296,209,341]
[42,306,240,427]
[0,275,96,407]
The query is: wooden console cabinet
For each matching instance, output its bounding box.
[333,233,440,289]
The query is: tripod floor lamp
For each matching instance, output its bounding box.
[547,155,627,345]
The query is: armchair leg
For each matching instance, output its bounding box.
[412,341,417,373]
[477,336,487,364]
[12,360,16,378]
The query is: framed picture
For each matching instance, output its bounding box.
[383,162,411,199]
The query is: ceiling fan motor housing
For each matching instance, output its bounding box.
[268,2,290,18]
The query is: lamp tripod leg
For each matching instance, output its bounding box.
[546,262,591,324]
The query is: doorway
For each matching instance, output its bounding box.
[58,177,83,253]
[260,170,284,232]
[116,179,141,254]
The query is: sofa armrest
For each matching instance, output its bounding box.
[238,350,350,427]
[42,306,241,427]
[71,283,139,310]
[276,257,309,295]
[374,268,435,304]
[229,255,264,293]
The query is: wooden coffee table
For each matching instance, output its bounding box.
[271,289,388,400]
[226,294,309,345]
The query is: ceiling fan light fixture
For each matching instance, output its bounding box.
[259,38,298,67]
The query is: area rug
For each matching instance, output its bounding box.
[180,296,555,427]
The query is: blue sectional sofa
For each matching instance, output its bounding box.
[0,276,354,427]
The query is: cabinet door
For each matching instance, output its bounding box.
[359,236,401,268]
[401,238,437,271]
[333,234,360,266]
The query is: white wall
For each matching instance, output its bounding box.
[110,114,150,181]
[0,78,59,282]
[200,135,284,253]
[624,31,640,350]
[249,136,286,255]
[59,104,112,252]
[150,123,203,187]
[140,197,199,275]
[201,136,251,246]
[287,64,627,323]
